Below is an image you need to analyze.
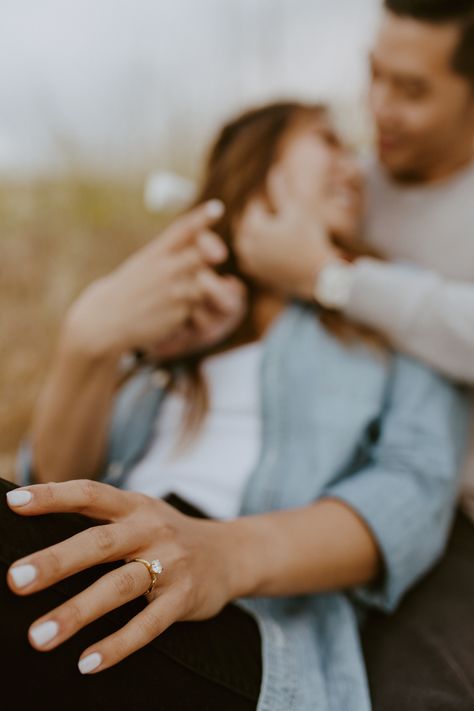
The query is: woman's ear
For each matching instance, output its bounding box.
[265,165,294,217]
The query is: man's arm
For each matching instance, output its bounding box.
[238,191,474,385]
[345,258,474,384]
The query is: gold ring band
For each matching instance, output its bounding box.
[130,558,163,595]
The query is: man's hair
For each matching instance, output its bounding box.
[384,0,474,89]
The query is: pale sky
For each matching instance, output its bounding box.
[0,0,380,178]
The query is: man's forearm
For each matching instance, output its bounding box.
[220,499,380,600]
[344,259,474,384]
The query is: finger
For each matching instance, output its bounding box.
[196,230,228,264]
[197,270,246,314]
[77,591,177,673]
[160,200,225,252]
[171,246,205,275]
[7,522,138,595]
[171,276,205,309]
[27,561,156,652]
[6,479,130,520]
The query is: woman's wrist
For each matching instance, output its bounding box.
[213,501,381,602]
[63,282,126,363]
[213,516,272,601]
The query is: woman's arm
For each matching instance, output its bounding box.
[221,498,381,598]
[29,202,236,484]
[30,326,121,484]
[5,360,467,670]
[228,356,470,609]
[5,481,379,674]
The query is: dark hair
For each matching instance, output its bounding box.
[384,0,474,90]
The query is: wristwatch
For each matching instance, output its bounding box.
[313,259,355,310]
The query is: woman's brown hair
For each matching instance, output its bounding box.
[161,101,384,444]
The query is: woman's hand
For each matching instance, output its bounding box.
[65,200,229,358]
[151,271,247,360]
[6,480,239,674]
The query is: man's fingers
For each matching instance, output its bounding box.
[77,592,178,673]
[160,200,225,252]
[6,480,130,520]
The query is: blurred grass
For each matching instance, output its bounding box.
[0,178,169,480]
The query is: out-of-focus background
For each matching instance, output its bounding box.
[0,0,379,478]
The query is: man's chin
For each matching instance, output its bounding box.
[378,152,426,184]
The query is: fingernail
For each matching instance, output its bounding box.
[206,200,225,219]
[7,490,32,507]
[30,620,59,647]
[78,652,102,674]
[10,564,37,588]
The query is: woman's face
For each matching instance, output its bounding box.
[273,116,364,241]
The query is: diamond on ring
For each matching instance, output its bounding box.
[151,559,163,575]
[130,557,164,596]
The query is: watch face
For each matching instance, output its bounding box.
[315,262,352,309]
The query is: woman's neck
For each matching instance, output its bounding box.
[209,290,286,357]
[252,291,286,339]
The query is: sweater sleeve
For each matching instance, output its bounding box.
[323,354,469,612]
[345,258,474,385]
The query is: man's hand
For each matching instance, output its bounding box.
[237,168,339,300]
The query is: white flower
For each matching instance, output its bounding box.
[144,170,197,213]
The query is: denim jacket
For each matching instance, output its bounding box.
[19,303,469,711]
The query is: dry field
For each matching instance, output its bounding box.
[0,178,169,480]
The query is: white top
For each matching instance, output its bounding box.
[124,342,262,519]
[346,158,474,519]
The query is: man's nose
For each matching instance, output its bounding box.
[369,81,398,130]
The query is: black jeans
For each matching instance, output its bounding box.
[362,510,474,710]
[0,478,261,711]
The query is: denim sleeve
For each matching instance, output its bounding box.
[16,439,36,486]
[324,354,470,613]
[15,365,166,489]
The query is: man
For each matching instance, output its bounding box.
[236,1,474,708]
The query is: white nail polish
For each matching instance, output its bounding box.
[78,652,102,674]
[10,564,37,588]
[7,490,32,507]
[206,199,224,218]
[30,620,59,647]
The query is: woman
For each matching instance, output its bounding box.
[2,102,468,711]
